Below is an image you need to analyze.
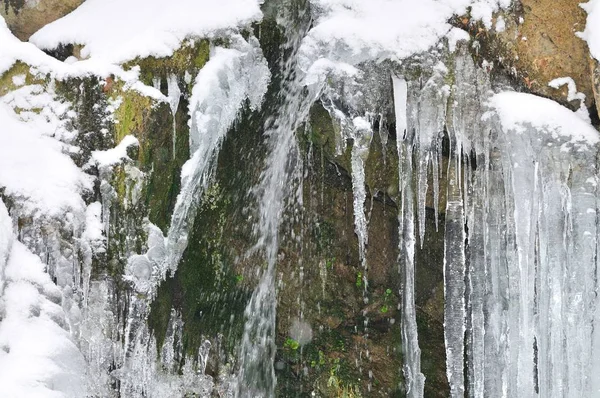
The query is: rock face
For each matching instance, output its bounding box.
[1,0,82,40]
[2,0,600,397]
[471,0,595,112]
[592,58,600,117]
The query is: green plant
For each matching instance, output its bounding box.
[284,338,300,351]
[327,359,363,397]
[326,257,336,269]
[380,288,393,314]
[311,350,326,368]
[355,272,362,288]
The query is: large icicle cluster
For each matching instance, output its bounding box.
[390,49,600,397]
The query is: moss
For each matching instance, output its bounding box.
[55,76,114,168]
[124,40,210,89]
[149,100,265,361]
[414,213,449,397]
[105,78,190,232]
[307,103,339,163]
[0,61,45,96]
[111,86,153,145]
[148,277,176,354]
[157,181,248,357]
[364,129,399,197]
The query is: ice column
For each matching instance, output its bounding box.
[393,75,425,398]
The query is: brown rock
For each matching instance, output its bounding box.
[591,57,600,118]
[491,0,593,109]
[1,0,83,41]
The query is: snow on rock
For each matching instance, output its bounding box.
[0,201,13,298]
[301,0,509,69]
[0,16,64,76]
[91,135,139,168]
[0,239,87,398]
[29,0,263,65]
[0,103,91,216]
[548,76,590,123]
[82,202,105,255]
[580,0,600,61]
[489,91,600,148]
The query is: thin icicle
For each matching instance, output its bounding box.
[351,116,372,283]
[167,73,181,159]
[414,64,447,246]
[393,75,425,398]
[443,155,466,398]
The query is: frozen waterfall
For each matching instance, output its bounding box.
[392,50,600,398]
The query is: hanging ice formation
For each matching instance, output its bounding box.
[391,48,600,397]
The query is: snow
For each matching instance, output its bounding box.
[0,103,91,216]
[489,91,600,146]
[548,77,590,123]
[301,0,509,68]
[579,0,600,61]
[0,201,13,299]
[11,74,26,86]
[495,15,506,32]
[0,240,87,398]
[91,135,139,168]
[82,202,105,254]
[29,0,263,65]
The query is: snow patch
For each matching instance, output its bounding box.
[489,91,600,146]
[0,103,91,216]
[91,135,139,168]
[302,0,505,67]
[29,0,263,65]
[0,241,87,398]
[579,0,600,61]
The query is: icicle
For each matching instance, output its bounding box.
[351,116,372,284]
[564,157,596,397]
[393,75,425,398]
[167,73,181,159]
[483,147,509,397]
[443,154,467,398]
[164,36,270,277]
[415,63,447,246]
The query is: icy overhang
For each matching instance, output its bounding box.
[489,91,600,150]
[301,0,510,67]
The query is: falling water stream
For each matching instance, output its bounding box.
[235,2,319,396]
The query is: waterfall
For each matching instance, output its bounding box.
[115,34,271,397]
[235,2,320,396]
